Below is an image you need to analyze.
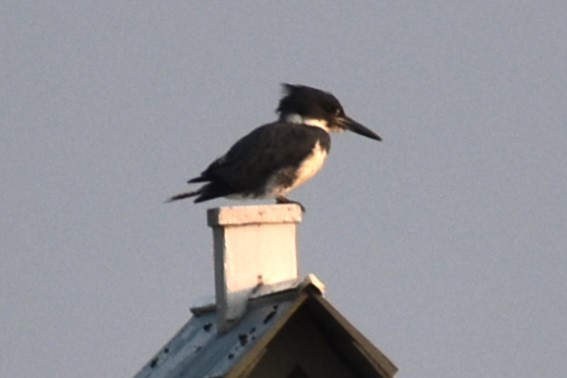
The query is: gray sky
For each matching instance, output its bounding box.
[2,2,566,377]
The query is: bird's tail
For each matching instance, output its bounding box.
[165,190,200,203]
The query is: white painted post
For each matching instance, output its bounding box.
[207,204,302,332]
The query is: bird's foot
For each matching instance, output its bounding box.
[276,196,306,212]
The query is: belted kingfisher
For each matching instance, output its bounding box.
[167,84,381,210]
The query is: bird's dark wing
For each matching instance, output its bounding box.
[190,122,330,194]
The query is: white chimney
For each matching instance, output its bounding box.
[207,204,302,332]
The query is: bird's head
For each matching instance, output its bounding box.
[276,83,381,141]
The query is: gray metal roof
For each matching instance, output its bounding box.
[135,293,296,378]
[135,277,397,378]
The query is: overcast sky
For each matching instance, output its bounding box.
[2,2,566,377]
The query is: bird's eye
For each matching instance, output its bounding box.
[325,105,340,115]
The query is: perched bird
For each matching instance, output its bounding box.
[167,84,381,210]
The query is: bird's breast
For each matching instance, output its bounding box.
[288,141,328,190]
[261,138,329,199]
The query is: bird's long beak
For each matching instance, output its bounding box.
[343,117,382,141]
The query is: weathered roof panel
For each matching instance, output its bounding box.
[135,292,298,378]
